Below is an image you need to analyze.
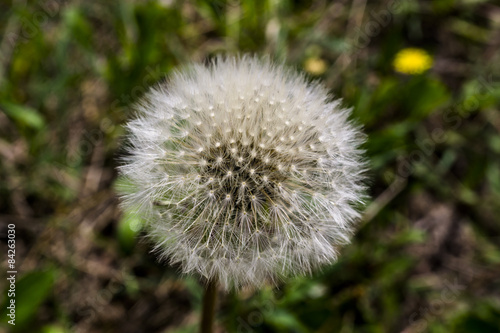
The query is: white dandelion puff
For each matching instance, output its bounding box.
[118,55,367,290]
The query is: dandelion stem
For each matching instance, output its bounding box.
[200,278,218,333]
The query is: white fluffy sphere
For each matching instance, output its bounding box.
[118,56,367,289]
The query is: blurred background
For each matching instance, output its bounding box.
[1,0,500,332]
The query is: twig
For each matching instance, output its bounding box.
[361,176,407,225]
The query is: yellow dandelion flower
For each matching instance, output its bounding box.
[304,57,327,76]
[393,48,433,75]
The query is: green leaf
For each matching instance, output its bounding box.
[1,102,46,130]
[0,270,56,328]
[117,209,143,252]
[266,309,309,333]
[405,77,450,119]
[41,324,68,333]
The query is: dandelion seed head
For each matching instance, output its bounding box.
[118,55,367,290]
